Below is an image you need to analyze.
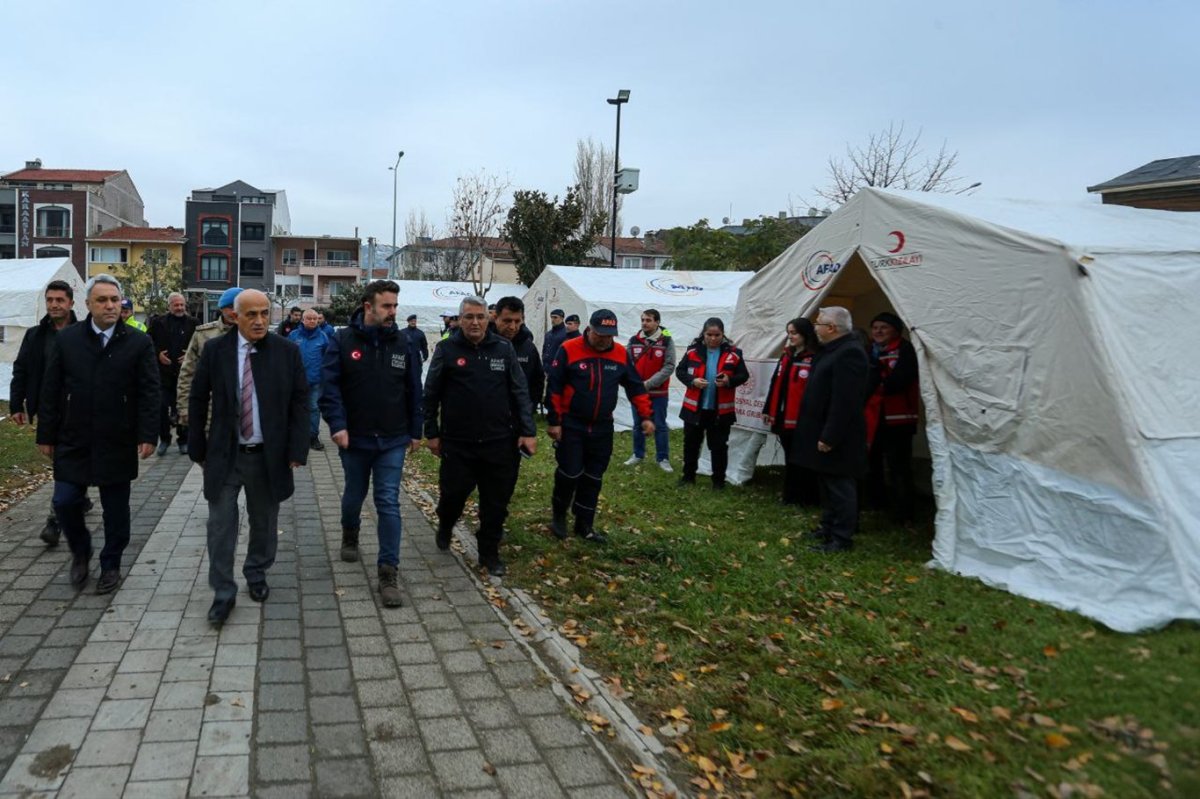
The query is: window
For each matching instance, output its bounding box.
[655,257,668,268]
[200,254,229,281]
[200,219,230,246]
[282,248,297,265]
[300,276,314,297]
[240,257,264,277]
[326,250,351,263]
[329,281,352,295]
[36,246,70,258]
[90,247,128,264]
[622,256,643,269]
[144,248,168,262]
[36,207,71,238]
[303,249,316,262]
[0,206,16,234]
[241,223,265,241]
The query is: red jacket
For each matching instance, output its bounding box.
[675,340,750,423]
[627,331,675,398]
[547,336,651,431]
[762,348,814,432]
[865,337,920,445]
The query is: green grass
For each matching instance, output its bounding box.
[0,400,52,497]
[406,427,1198,798]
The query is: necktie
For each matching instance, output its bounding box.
[241,345,255,440]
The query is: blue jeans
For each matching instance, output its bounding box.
[339,444,406,566]
[631,395,670,461]
[308,384,322,438]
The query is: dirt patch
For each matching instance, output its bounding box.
[28,744,73,779]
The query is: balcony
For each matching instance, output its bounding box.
[278,259,360,275]
[36,226,70,238]
[0,224,15,235]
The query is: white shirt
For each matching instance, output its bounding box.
[236,333,264,445]
[92,321,115,348]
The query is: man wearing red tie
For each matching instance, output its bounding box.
[188,289,309,624]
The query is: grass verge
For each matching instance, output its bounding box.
[0,401,53,508]
[405,427,1197,799]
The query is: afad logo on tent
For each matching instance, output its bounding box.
[647,277,704,296]
[433,286,472,301]
[869,230,924,270]
[801,251,844,290]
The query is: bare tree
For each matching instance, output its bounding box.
[448,170,511,296]
[402,208,437,280]
[574,137,619,239]
[815,122,964,206]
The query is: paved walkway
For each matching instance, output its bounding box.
[0,447,634,798]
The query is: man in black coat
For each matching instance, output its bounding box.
[36,274,160,593]
[148,292,198,456]
[790,306,869,553]
[9,279,79,546]
[405,314,429,362]
[540,308,566,408]
[424,296,537,576]
[188,289,309,624]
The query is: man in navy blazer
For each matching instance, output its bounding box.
[188,289,309,624]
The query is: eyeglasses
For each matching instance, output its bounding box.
[814,321,834,328]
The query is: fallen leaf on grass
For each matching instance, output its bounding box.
[696,755,719,773]
[1045,733,1071,749]
[991,706,1012,720]
[708,722,732,733]
[1043,645,1059,658]
[945,735,972,752]
[951,706,979,724]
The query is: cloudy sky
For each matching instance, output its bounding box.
[3,1,1195,241]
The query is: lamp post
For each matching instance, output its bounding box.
[389,151,405,277]
[606,89,630,268]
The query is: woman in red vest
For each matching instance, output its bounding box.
[762,317,820,506]
[675,318,749,489]
[864,311,920,522]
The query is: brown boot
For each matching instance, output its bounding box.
[340,528,359,562]
[377,564,402,608]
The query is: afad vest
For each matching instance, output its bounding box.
[764,349,814,430]
[629,333,670,397]
[681,345,741,417]
[864,338,920,445]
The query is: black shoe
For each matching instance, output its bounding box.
[39,515,61,547]
[156,441,169,457]
[340,528,360,563]
[96,568,121,595]
[310,437,325,451]
[70,552,91,588]
[810,539,853,553]
[208,596,236,625]
[436,522,453,551]
[178,442,188,456]
[575,522,608,544]
[248,582,270,602]
[677,476,696,487]
[480,554,507,577]
[712,481,727,491]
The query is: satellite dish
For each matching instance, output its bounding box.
[630,226,641,237]
[721,217,730,225]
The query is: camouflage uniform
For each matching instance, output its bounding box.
[176,320,234,425]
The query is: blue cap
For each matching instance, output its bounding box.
[120,298,133,310]
[218,287,244,309]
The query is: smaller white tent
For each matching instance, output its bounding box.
[523,266,754,429]
[393,280,524,341]
[1,258,85,402]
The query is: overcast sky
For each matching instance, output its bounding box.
[3,1,1196,242]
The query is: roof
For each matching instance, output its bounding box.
[610,236,669,256]
[394,236,516,260]
[89,226,187,243]
[2,168,121,183]
[1087,155,1200,193]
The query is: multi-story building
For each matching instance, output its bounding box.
[85,226,188,311]
[272,234,362,307]
[391,236,519,283]
[0,159,147,274]
[182,180,291,320]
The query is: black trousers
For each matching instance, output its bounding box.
[682,410,733,486]
[159,371,188,445]
[868,424,916,521]
[777,432,820,505]
[818,474,858,546]
[552,426,614,527]
[54,480,130,571]
[437,439,520,557]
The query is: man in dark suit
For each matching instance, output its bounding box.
[36,274,159,593]
[790,306,869,553]
[148,292,198,456]
[189,289,309,624]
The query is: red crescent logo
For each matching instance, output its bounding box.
[350,350,363,361]
[888,230,905,254]
[456,357,467,366]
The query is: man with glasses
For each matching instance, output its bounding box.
[790,307,869,553]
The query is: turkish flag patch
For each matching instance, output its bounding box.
[350,350,363,361]
[456,357,467,367]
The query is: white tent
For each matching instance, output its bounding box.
[1,258,86,402]
[729,188,1200,632]
[393,280,525,341]
[523,265,754,429]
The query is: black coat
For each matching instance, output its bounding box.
[36,316,160,485]
[423,329,536,442]
[789,333,870,477]
[509,325,545,407]
[188,331,309,503]
[148,312,198,386]
[9,311,77,420]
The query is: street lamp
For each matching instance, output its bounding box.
[606,89,630,268]
[389,151,405,277]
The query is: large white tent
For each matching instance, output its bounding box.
[393,280,524,341]
[1,258,85,402]
[524,265,754,429]
[730,188,1200,632]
